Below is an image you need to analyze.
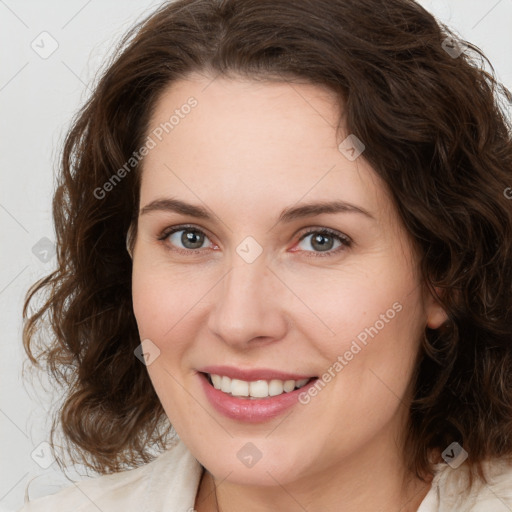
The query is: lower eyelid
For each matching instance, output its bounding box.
[295,236,350,256]
[159,226,351,254]
[167,228,213,250]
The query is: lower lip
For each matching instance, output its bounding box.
[198,373,318,423]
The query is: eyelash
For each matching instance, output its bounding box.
[157,224,352,257]
[296,227,352,257]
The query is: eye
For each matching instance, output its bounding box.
[157,225,351,256]
[158,225,215,252]
[295,228,351,255]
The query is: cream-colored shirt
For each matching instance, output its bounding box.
[17,440,512,511]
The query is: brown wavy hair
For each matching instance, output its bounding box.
[23,0,512,486]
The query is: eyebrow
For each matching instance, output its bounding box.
[139,198,374,222]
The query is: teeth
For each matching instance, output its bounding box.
[211,374,222,389]
[250,380,268,398]
[231,379,249,397]
[268,379,283,396]
[208,374,311,398]
[283,380,296,392]
[221,376,231,393]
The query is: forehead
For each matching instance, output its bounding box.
[146,75,342,160]
[139,75,390,223]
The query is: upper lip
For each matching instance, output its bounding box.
[198,365,316,382]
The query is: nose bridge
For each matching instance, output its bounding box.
[207,255,288,346]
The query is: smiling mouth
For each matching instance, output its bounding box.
[203,372,316,399]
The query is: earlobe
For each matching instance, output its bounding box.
[426,286,448,329]
[426,306,448,329]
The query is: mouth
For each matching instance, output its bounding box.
[198,369,319,422]
[203,372,315,399]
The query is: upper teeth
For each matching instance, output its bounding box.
[209,374,310,398]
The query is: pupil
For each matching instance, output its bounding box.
[182,230,204,249]
[312,233,333,252]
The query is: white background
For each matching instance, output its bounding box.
[1,1,511,510]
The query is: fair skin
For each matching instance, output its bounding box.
[131,74,447,511]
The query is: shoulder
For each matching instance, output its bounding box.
[418,457,512,512]
[17,439,203,512]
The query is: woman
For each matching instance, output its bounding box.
[20,0,512,510]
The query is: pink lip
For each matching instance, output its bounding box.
[198,372,318,423]
[198,365,314,381]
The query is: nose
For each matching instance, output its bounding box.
[207,257,289,350]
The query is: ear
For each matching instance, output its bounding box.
[425,286,448,329]
[126,225,133,259]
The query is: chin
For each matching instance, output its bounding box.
[190,435,315,487]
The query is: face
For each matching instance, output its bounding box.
[131,74,447,487]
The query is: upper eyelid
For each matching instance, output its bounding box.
[161,224,349,237]
[160,224,351,248]
[161,224,213,238]
[298,227,351,242]
[160,225,215,246]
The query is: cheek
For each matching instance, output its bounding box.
[131,258,207,341]
[287,264,415,354]
[321,289,424,420]
[131,263,202,424]
[294,263,425,409]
